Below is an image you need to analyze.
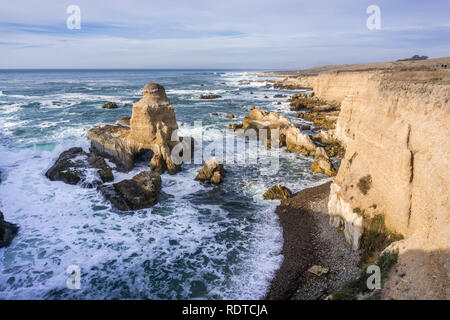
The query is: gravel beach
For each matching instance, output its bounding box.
[266,181,361,300]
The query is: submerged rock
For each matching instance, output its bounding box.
[102,102,118,109]
[195,157,226,184]
[0,210,19,248]
[99,171,161,211]
[263,185,292,200]
[45,147,114,187]
[88,82,181,174]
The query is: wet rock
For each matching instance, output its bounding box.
[226,113,234,119]
[263,185,292,200]
[0,210,19,248]
[45,147,114,187]
[199,94,221,99]
[99,171,161,211]
[102,102,118,109]
[273,94,287,98]
[195,157,226,184]
[211,112,218,116]
[228,123,243,130]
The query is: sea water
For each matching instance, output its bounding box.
[0,69,327,299]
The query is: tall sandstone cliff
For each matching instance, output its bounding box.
[312,69,449,299]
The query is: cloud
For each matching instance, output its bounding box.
[0,0,449,68]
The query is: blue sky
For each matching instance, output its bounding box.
[0,0,449,69]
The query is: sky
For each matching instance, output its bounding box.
[0,0,449,69]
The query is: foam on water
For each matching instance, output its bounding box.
[0,70,327,299]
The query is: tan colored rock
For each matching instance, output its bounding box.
[88,82,181,174]
[307,265,329,277]
[285,126,317,155]
[195,157,226,184]
[317,68,450,299]
[116,116,130,127]
[263,185,292,200]
[310,147,337,177]
[226,113,234,119]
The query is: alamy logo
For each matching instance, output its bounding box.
[66,5,81,30]
[366,265,381,290]
[66,265,81,290]
[366,5,381,30]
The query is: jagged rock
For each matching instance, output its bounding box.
[0,210,19,248]
[99,171,161,211]
[273,94,287,98]
[116,117,131,127]
[87,154,114,182]
[195,157,226,184]
[199,94,221,99]
[211,112,218,116]
[285,126,317,155]
[310,147,337,177]
[263,185,292,200]
[88,82,181,174]
[226,113,234,119]
[45,147,114,187]
[102,102,118,109]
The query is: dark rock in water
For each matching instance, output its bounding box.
[87,154,114,182]
[0,210,19,248]
[199,94,221,99]
[195,157,226,184]
[273,94,287,98]
[211,112,218,116]
[102,102,118,109]
[46,147,114,187]
[99,171,162,211]
[45,148,87,185]
[263,185,292,200]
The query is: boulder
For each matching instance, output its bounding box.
[195,157,226,184]
[263,185,292,200]
[88,82,181,174]
[45,147,114,187]
[211,112,218,116]
[226,113,234,119]
[199,94,221,99]
[102,102,118,109]
[310,147,337,177]
[99,171,161,211]
[0,210,19,248]
[285,126,317,156]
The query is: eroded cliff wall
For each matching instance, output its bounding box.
[312,69,450,299]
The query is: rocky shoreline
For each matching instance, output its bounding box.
[266,182,360,300]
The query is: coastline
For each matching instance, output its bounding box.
[266,181,360,300]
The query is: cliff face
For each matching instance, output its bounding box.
[312,69,449,299]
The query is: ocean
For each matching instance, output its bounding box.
[0,69,327,299]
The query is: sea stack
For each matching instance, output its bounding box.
[87,82,181,174]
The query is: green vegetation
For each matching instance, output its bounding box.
[333,251,399,300]
[360,214,403,266]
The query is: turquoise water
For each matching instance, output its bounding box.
[0,70,327,299]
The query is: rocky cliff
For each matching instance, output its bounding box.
[309,67,450,299]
